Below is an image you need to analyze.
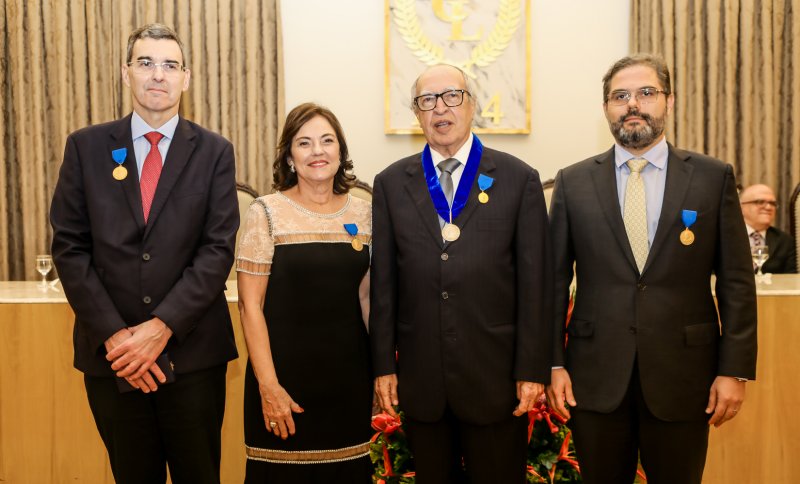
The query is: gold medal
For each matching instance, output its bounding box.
[442,223,461,242]
[112,165,128,180]
[478,192,489,204]
[680,228,695,246]
[351,238,364,251]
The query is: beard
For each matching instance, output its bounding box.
[609,107,666,150]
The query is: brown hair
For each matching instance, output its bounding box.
[272,103,356,194]
[602,53,672,102]
[126,23,187,66]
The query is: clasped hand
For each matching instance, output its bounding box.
[104,317,172,393]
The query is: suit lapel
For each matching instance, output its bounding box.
[404,156,446,245]
[591,147,639,272]
[143,118,197,239]
[109,114,146,231]
[644,146,693,272]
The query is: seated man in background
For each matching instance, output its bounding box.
[740,184,797,273]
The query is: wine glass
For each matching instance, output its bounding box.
[36,254,52,290]
[751,245,769,282]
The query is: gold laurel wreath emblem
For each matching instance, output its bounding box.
[392,0,522,77]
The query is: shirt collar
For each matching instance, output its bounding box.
[430,133,474,168]
[614,136,668,170]
[131,111,180,141]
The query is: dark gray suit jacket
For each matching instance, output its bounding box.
[51,114,239,376]
[549,144,757,421]
[763,226,797,274]
[370,145,553,425]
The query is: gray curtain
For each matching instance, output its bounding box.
[631,0,800,231]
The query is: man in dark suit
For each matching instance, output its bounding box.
[740,183,797,273]
[546,54,757,484]
[370,64,553,483]
[50,24,239,484]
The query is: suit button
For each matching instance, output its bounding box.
[143,296,152,304]
[441,291,449,300]
[441,253,449,261]
[142,253,151,261]
[637,283,646,291]
[629,326,637,334]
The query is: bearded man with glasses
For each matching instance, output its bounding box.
[370,64,553,483]
[546,53,757,484]
[50,23,239,483]
[740,183,797,273]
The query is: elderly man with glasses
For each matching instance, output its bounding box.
[50,24,238,483]
[740,184,798,273]
[370,64,553,483]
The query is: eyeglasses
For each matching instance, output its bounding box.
[414,89,470,111]
[741,199,779,208]
[607,87,667,106]
[127,59,186,75]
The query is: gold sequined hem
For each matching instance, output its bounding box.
[273,233,372,246]
[245,441,371,464]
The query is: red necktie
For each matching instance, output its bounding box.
[141,131,164,223]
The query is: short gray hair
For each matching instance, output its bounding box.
[410,64,476,111]
[126,23,187,66]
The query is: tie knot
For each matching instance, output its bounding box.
[627,158,648,173]
[438,158,459,175]
[144,131,163,146]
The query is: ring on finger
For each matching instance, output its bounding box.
[269,421,277,429]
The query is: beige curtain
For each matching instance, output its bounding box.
[0,0,282,280]
[632,0,800,232]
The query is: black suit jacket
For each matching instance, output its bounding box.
[51,114,239,376]
[370,145,553,425]
[762,226,797,274]
[549,144,757,421]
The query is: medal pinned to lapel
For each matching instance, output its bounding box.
[344,223,364,251]
[111,148,128,181]
[680,209,697,246]
[477,174,494,204]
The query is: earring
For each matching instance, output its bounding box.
[288,162,295,173]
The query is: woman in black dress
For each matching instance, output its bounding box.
[236,103,373,483]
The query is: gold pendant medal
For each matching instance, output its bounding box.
[112,165,128,180]
[110,148,128,181]
[442,223,460,242]
[344,223,363,251]
[477,174,493,204]
[680,228,695,246]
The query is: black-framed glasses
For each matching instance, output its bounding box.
[607,87,667,106]
[741,199,779,208]
[414,89,470,111]
[127,59,186,75]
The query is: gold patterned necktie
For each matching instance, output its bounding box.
[624,158,649,272]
